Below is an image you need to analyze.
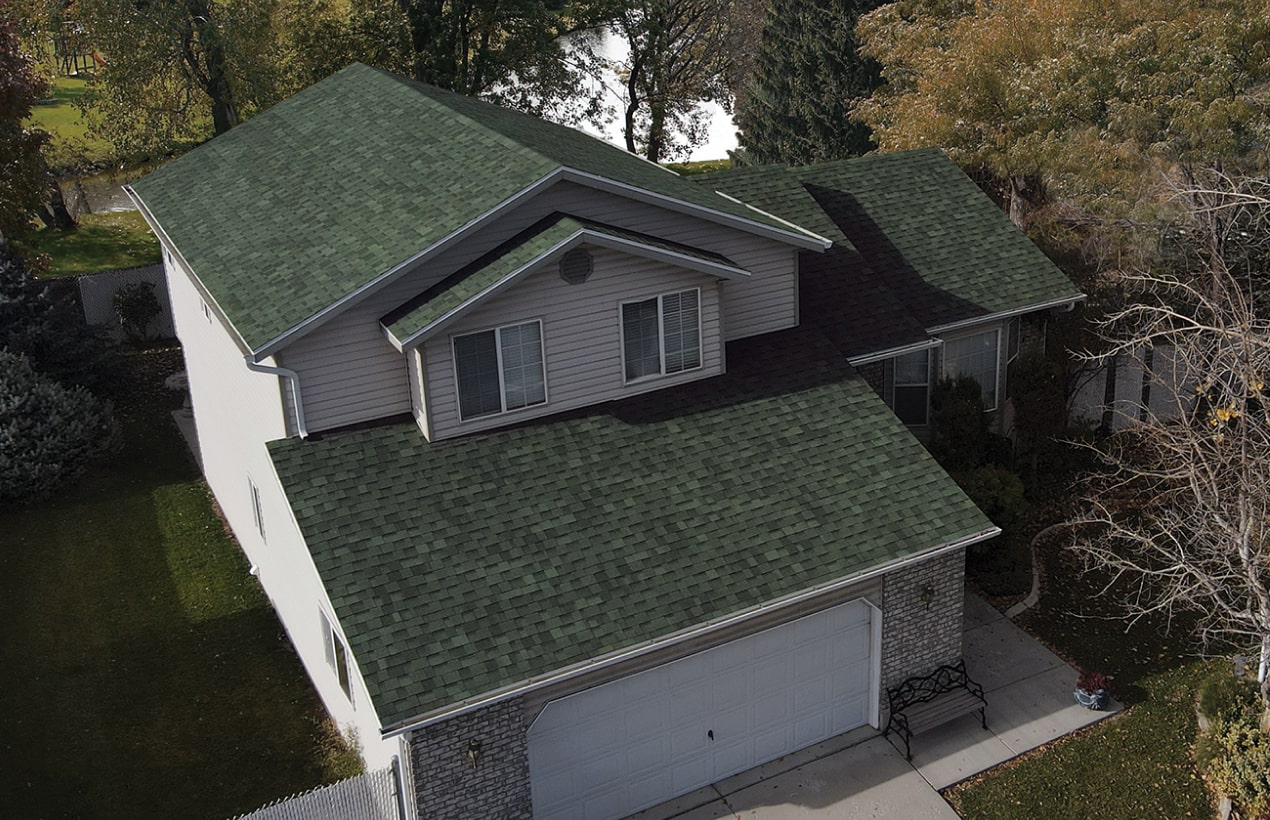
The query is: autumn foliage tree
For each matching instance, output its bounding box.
[855,0,1270,226]
[0,7,53,237]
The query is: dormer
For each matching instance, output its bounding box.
[381,215,751,440]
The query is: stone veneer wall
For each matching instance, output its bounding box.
[879,547,967,724]
[410,696,532,819]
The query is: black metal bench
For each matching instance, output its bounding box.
[883,658,987,760]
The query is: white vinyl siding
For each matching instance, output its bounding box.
[275,179,798,433]
[423,248,723,440]
[453,320,547,420]
[943,329,1001,410]
[622,289,702,381]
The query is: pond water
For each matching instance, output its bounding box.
[62,163,157,214]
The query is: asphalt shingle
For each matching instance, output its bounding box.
[269,328,992,728]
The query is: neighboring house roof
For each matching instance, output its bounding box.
[128,64,824,354]
[701,150,1084,358]
[381,214,748,349]
[268,328,994,730]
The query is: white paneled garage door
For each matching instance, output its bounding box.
[528,599,879,820]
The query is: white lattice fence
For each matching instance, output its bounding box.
[231,764,406,820]
[74,264,175,341]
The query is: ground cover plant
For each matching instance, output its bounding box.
[28,72,117,170]
[947,524,1216,818]
[0,347,354,819]
[19,210,161,276]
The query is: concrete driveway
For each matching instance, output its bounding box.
[632,594,1119,819]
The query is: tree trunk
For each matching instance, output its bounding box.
[1100,352,1118,434]
[36,184,75,230]
[646,103,666,163]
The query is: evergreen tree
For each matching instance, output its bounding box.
[736,0,882,165]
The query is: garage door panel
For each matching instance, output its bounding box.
[529,599,877,820]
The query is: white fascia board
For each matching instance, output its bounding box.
[250,170,566,361]
[384,228,751,351]
[925,294,1087,336]
[848,338,944,367]
[378,524,1000,738]
[558,167,832,251]
[125,185,254,357]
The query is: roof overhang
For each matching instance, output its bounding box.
[926,293,1087,336]
[243,167,827,361]
[377,524,1000,738]
[382,224,750,351]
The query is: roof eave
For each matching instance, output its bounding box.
[925,293,1087,336]
[376,523,1000,738]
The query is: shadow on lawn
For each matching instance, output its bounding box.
[0,346,340,819]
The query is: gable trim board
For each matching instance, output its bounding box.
[378,526,996,738]
[382,217,751,352]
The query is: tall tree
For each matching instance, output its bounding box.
[391,0,614,118]
[735,0,882,166]
[613,0,731,162]
[75,0,285,153]
[1072,172,1270,725]
[855,0,1270,225]
[0,5,60,236]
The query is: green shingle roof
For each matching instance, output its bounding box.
[381,214,744,345]
[701,149,1083,357]
[268,328,992,728]
[130,64,817,352]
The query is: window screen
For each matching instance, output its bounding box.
[943,330,1000,409]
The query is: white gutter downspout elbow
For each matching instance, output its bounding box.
[244,356,308,439]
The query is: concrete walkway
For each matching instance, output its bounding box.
[633,593,1120,819]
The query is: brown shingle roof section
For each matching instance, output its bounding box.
[268,328,992,727]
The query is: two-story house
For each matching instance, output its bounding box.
[128,64,1081,820]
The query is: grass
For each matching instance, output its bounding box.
[29,73,117,169]
[0,347,351,819]
[19,210,161,277]
[948,521,1216,818]
[665,158,733,176]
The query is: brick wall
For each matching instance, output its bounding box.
[409,697,531,820]
[879,548,966,722]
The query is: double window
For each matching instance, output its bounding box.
[943,329,1001,410]
[453,321,546,420]
[622,289,701,382]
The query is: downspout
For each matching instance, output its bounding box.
[244,356,308,439]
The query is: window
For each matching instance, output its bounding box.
[622,289,701,382]
[892,349,931,425]
[201,298,212,323]
[943,329,1000,410]
[321,611,353,701]
[249,477,265,540]
[453,321,546,420]
[1007,317,1021,364]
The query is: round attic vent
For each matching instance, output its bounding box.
[559,248,593,285]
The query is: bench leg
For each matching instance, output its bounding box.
[979,706,988,731]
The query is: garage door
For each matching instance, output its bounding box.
[528,599,879,820]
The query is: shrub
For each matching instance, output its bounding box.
[929,375,991,471]
[1076,671,1111,693]
[1199,671,1263,725]
[0,350,116,503]
[1197,719,1270,816]
[955,465,1027,531]
[113,281,161,342]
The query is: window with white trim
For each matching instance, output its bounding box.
[320,611,353,701]
[892,349,931,425]
[201,298,212,323]
[622,289,701,381]
[249,477,265,540]
[943,329,1001,410]
[453,321,546,420]
[1007,317,1021,364]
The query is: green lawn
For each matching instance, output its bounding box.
[29,73,117,169]
[0,347,351,819]
[948,526,1216,818]
[19,210,162,277]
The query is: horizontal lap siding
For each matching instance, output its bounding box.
[424,249,724,440]
[279,179,799,434]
